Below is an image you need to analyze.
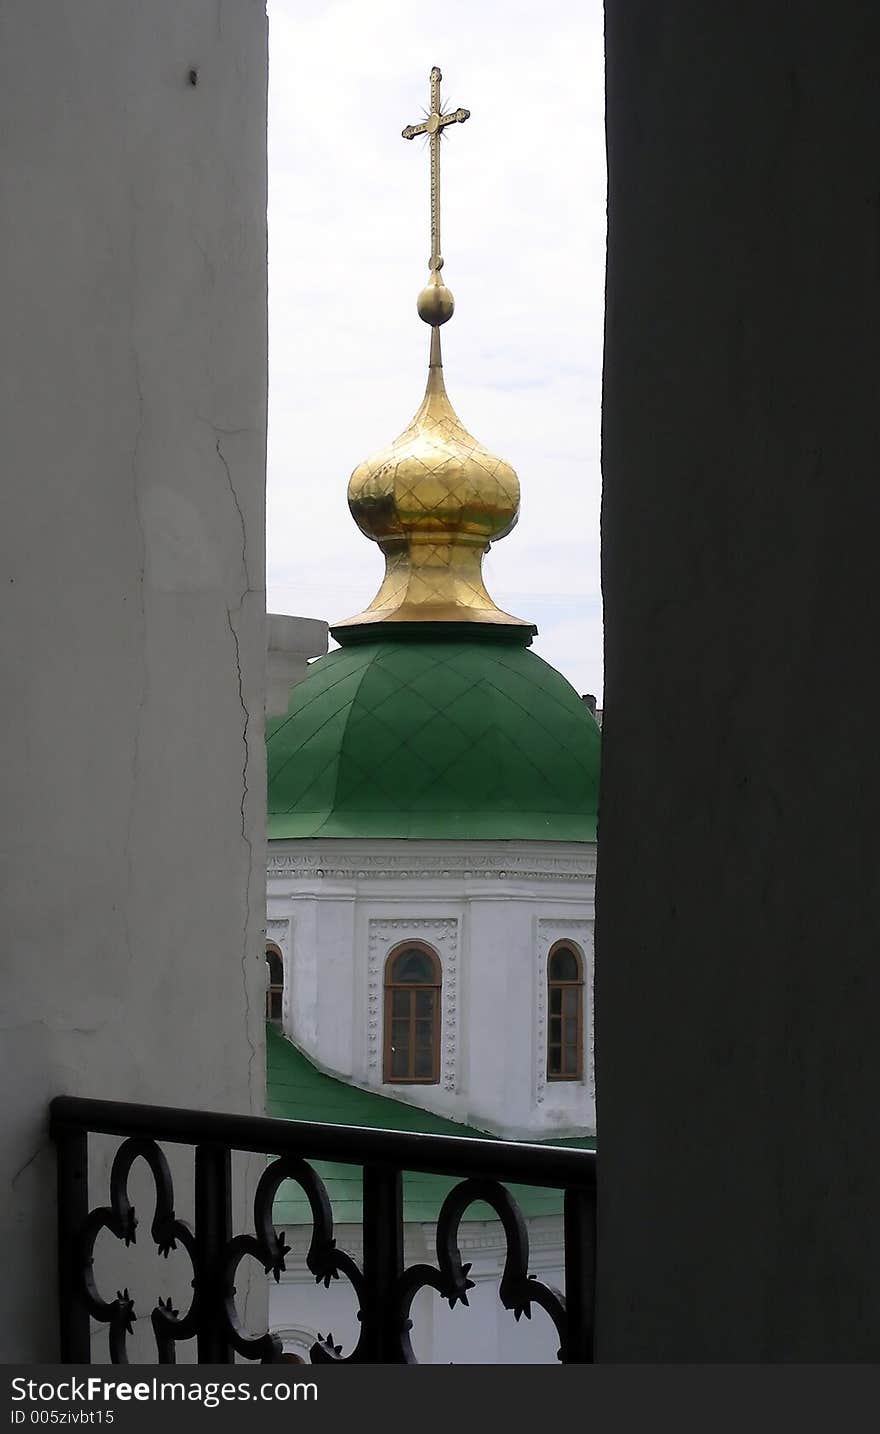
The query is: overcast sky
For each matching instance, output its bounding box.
[266,0,606,699]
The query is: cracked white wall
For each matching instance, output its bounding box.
[0,0,269,1360]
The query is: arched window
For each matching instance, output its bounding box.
[266,942,284,1023]
[547,942,584,1080]
[383,942,441,1084]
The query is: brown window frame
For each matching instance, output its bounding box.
[546,940,584,1081]
[382,940,441,1085]
[266,942,284,1024]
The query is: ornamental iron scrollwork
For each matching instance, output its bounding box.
[71,1142,366,1364]
[395,1178,567,1363]
[51,1096,595,1365]
[221,1156,365,1363]
[78,1137,197,1364]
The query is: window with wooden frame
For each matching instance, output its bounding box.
[266,943,284,1023]
[547,942,584,1080]
[383,942,441,1084]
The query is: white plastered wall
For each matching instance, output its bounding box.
[267,839,596,1139]
[0,0,269,1360]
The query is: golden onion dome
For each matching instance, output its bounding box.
[333,326,534,639]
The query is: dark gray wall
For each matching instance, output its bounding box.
[598,1,880,1359]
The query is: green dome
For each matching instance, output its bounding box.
[267,639,599,841]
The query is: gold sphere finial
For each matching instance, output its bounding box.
[417,270,455,326]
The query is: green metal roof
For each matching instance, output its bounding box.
[266,1024,594,1226]
[266,639,600,841]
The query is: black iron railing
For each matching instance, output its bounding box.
[50,1095,595,1364]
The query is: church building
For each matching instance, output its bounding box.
[263,69,600,1362]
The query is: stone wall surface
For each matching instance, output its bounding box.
[598,0,880,1359]
[0,0,268,1360]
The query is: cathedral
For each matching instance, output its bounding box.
[263,69,600,1362]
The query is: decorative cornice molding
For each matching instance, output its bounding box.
[268,848,594,886]
[367,918,459,1092]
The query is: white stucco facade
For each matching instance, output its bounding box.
[267,838,596,1140]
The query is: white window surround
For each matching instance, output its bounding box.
[367,917,460,1094]
[535,919,595,1114]
[267,917,292,1025]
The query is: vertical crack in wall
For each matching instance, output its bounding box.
[217,435,259,1104]
[215,435,252,591]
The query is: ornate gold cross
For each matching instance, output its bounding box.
[402,67,470,275]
